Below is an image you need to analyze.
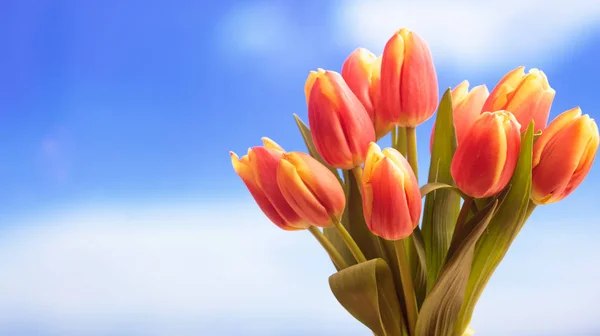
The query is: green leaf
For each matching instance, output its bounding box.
[422,89,462,292]
[454,122,535,335]
[329,258,407,336]
[293,114,343,185]
[345,170,385,262]
[419,182,467,200]
[407,227,428,307]
[415,198,500,336]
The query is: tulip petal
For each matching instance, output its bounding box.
[277,158,332,227]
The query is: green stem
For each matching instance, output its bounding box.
[333,218,367,263]
[392,127,398,149]
[406,127,419,181]
[396,126,408,157]
[395,239,418,336]
[308,226,349,269]
[352,166,363,190]
[524,201,537,222]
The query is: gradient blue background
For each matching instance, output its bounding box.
[0,1,599,335]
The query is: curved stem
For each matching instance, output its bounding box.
[333,218,367,263]
[406,127,419,181]
[395,239,418,335]
[308,226,348,269]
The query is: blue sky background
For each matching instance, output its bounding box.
[0,1,599,335]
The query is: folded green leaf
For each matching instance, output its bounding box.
[422,89,461,292]
[345,171,385,262]
[407,227,427,307]
[454,122,535,335]
[419,182,467,200]
[415,198,500,336]
[329,258,407,336]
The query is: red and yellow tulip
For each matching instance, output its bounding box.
[531,107,599,204]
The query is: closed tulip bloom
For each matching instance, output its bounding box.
[231,138,310,231]
[531,107,599,204]
[277,152,346,228]
[380,28,439,127]
[305,69,376,169]
[362,143,421,240]
[483,66,555,132]
[451,111,521,198]
[342,49,393,138]
[430,81,489,150]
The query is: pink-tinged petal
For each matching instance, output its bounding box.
[532,115,599,204]
[249,147,308,227]
[454,84,489,143]
[231,151,306,230]
[451,111,521,198]
[365,158,415,240]
[483,66,526,112]
[342,48,377,120]
[308,75,354,169]
[382,148,421,223]
[284,152,346,221]
[533,107,582,166]
[304,68,325,106]
[277,158,332,227]
[398,30,439,126]
[380,33,404,125]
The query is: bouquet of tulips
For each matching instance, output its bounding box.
[230,28,599,336]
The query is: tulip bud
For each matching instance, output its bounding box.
[305,69,376,169]
[483,66,555,132]
[430,81,489,150]
[342,49,393,138]
[531,107,599,204]
[451,111,521,198]
[231,138,310,231]
[380,28,439,127]
[277,152,346,228]
[362,142,421,240]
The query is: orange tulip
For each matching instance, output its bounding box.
[362,143,421,240]
[380,28,439,127]
[482,66,555,132]
[430,81,489,150]
[231,138,310,230]
[305,69,376,169]
[342,48,393,138]
[531,107,599,204]
[451,111,521,198]
[277,152,346,228]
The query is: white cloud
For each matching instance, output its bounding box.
[0,199,598,335]
[335,0,600,68]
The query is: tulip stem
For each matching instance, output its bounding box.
[308,226,349,270]
[333,218,367,263]
[395,126,408,157]
[406,127,419,181]
[456,197,473,234]
[352,166,363,188]
[395,238,418,335]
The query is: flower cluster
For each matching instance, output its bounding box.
[232,28,598,238]
[230,27,599,336]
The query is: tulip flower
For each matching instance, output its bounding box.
[342,48,393,138]
[379,28,439,127]
[482,66,555,132]
[451,111,521,198]
[305,69,376,169]
[531,107,599,204]
[277,152,346,228]
[362,142,421,240]
[430,81,489,150]
[231,138,310,231]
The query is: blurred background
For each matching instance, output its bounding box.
[1,0,599,335]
